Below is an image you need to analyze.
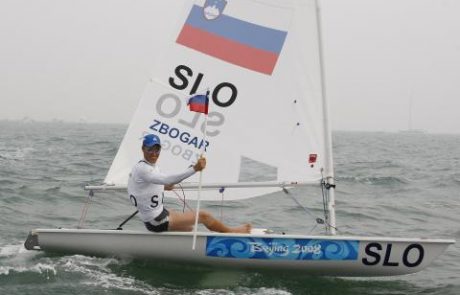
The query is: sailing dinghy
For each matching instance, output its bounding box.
[25,0,454,276]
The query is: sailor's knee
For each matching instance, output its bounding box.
[198,210,212,223]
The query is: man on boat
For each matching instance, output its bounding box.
[128,134,251,233]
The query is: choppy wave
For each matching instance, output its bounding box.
[1,123,459,294]
[0,149,30,161]
[0,243,297,294]
[0,244,158,294]
[337,175,409,185]
[452,176,460,186]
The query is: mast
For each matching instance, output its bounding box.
[408,94,413,130]
[315,0,336,235]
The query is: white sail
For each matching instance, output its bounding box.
[105,0,327,200]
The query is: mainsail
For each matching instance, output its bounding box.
[105,0,329,200]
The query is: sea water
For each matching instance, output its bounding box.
[0,121,459,295]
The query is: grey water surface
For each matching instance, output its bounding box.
[0,121,459,295]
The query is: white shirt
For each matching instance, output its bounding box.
[127,160,195,222]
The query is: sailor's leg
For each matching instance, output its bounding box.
[168,210,251,233]
[197,211,251,233]
[167,210,194,231]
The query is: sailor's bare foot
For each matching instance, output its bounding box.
[230,223,252,234]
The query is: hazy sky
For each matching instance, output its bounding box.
[1,0,459,133]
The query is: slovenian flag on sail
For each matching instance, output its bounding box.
[187,92,209,114]
[176,1,289,75]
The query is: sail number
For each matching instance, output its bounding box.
[362,243,424,268]
[169,65,238,108]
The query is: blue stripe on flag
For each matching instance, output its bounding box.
[185,5,287,54]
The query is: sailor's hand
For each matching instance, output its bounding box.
[193,157,206,172]
[164,184,174,191]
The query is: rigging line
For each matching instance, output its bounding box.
[320,171,329,233]
[321,182,339,232]
[320,170,328,213]
[78,189,94,229]
[219,187,225,222]
[172,184,193,212]
[319,171,340,233]
[115,210,139,230]
[283,188,323,234]
[320,182,340,233]
[285,190,317,220]
[179,183,187,213]
[308,222,319,235]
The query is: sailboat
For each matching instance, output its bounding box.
[399,94,426,134]
[24,0,454,276]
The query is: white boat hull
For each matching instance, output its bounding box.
[24,228,454,277]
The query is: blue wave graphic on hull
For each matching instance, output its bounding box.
[206,237,359,260]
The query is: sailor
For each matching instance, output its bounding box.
[127,134,251,233]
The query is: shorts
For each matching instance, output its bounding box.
[144,208,169,233]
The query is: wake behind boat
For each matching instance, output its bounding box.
[24,0,454,276]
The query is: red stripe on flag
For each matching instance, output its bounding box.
[189,103,208,114]
[177,24,280,75]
